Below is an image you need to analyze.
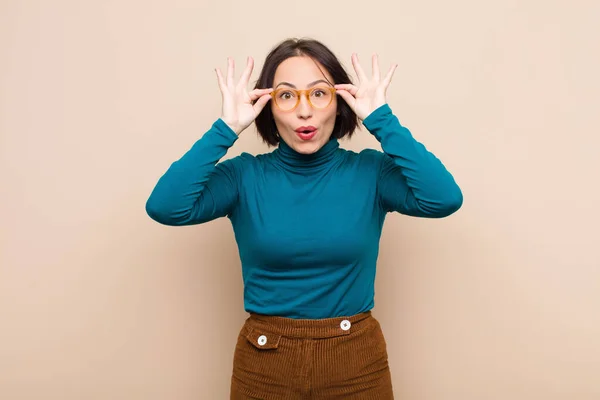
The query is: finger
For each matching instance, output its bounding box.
[334,84,358,96]
[248,88,273,101]
[351,53,368,83]
[252,93,272,114]
[382,63,398,88]
[215,68,226,92]
[226,57,235,87]
[238,56,254,88]
[372,53,380,81]
[335,89,356,108]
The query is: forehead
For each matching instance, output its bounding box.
[273,56,334,87]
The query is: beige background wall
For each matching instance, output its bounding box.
[1,0,599,399]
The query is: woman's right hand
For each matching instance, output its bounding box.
[215,56,273,135]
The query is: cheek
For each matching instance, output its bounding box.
[326,99,338,122]
[323,106,338,126]
[271,107,286,129]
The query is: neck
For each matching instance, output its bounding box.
[274,138,340,171]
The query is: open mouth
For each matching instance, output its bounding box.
[295,126,317,140]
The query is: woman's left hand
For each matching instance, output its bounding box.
[335,53,398,121]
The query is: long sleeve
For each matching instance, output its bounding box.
[363,104,463,218]
[145,118,241,226]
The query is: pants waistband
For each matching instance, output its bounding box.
[245,311,374,339]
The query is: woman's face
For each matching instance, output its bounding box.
[271,56,338,154]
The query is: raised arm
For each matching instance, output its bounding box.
[145,121,241,225]
[145,56,273,225]
[335,53,462,218]
[364,105,462,217]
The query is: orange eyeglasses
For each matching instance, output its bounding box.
[271,86,336,111]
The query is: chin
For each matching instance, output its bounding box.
[293,140,323,154]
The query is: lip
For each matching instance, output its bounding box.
[295,126,317,133]
[295,126,317,141]
[296,129,317,141]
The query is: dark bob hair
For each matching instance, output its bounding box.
[253,38,358,146]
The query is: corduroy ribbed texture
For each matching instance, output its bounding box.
[230,311,394,399]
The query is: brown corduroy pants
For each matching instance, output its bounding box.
[230,311,394,399]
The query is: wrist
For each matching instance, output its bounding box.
[220,118,243,135]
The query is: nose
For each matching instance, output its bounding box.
[296,93,313,119]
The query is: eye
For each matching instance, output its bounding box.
[278,90,296,100]
[312,89,326,97]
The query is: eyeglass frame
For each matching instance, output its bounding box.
[270,86,337,112]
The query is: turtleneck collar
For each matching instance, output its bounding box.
[273,137,340,171]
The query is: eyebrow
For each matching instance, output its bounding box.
[275,79,332,89]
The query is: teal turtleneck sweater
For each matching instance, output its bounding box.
[146,104,462,319]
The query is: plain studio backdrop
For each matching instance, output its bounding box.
[1,0,599,399]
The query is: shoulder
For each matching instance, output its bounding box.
[217,151,257,169]
[217,151,275,176]
[340,147,387,169]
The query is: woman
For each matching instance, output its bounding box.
[146,38,463,399]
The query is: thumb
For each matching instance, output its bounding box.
[252,94,272,115]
